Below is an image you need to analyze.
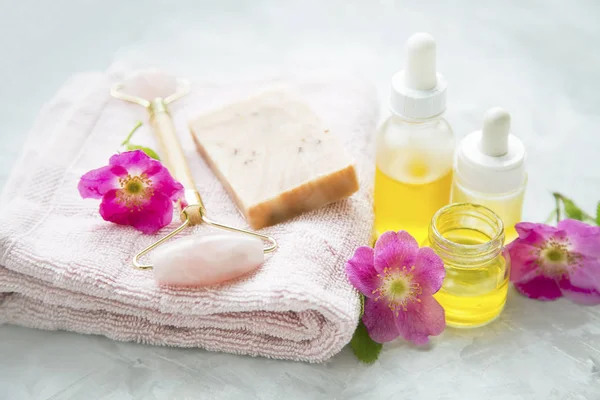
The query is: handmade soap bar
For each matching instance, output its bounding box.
[189,89,359,229]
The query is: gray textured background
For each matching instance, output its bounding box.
[1,0,599,399]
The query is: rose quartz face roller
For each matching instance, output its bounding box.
[111,71,277,287]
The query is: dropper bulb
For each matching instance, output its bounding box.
[404,32,438,91]
[481,107,511,157]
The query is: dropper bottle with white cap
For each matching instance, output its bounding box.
[374,32,455,243]
[452,107,527,242]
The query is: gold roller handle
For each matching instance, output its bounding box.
[149,107,193,187]
[148,99,206,214]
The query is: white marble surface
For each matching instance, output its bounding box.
[1,0,600,399]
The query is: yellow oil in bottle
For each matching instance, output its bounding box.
[504,225,518,244]
[432,228,509,328]
[451,179,524,244]
[374,166,453,244]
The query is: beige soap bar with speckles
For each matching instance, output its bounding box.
[189,89,359,229]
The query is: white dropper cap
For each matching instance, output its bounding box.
[455,107,527,194]
[389,32,447,121]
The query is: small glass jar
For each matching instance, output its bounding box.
[424,203,510,328]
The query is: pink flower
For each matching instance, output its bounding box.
[78,150,184,234]
[508,219,600,305]
[345,231,446,345]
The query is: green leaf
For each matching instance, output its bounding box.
[596,201,600,226]
[561,196,584,221]
[349,320,382,365]
[552,193,596,224]
[126,144,161,160]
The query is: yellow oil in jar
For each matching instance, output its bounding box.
[374,166,452,244]
[432,228,509,328]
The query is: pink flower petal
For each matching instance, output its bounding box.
[99,189,174,234]
[413,247,445,295]
[507,239,543,283]
[345,246,380,298]
[129,193,174,234]
[508,223,558,284]
[109,150,155,175]
[98,189,132,225]
[565,258,600,296]
[362,298,400,343]
[78,165,126,199]
[515,222,558,243]
[513,275,562,301]
[558,219,600,239]
[559,220,600,292]
[558,277,600,305]
[374,231,419,274]
[142,162,185,201]
[395,296,445,345]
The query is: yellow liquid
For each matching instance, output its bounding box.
[431,228,509,328]
[374,167,452,244]
[504,226,518,244]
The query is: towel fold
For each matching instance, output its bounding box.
[0,71,377,362]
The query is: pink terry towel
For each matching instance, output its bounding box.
[0,71,377,362]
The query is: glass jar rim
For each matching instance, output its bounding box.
[429,203,505,262]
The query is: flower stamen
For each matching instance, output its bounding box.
[373,266,423,316]
[116,174,154,210]
[533,238,581,277]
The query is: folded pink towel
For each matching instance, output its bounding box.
[0,71,377,362]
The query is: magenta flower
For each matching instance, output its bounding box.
[345,231,446,345]
[508,219,600,305]
[78,150,184,234]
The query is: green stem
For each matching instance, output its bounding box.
[553,192,561,224]
[544,209,557,225]
[121,121,143,146]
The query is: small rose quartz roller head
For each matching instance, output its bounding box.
[110,70,277,287]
